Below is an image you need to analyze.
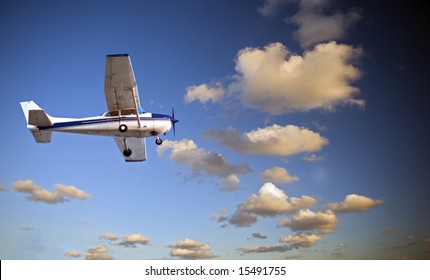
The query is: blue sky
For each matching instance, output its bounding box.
[1,0,429,260]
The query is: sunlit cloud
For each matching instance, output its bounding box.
[286,0,361,48]
[168,238,217,259]
[99,233,119,241]
[279,233,322,248]
[205,124,328,157]
[279,209,338,233]
[223,183,317,227]
[326,194,384,213]
[261,166,299,184]
[185,83,225,104]
[117,234,150,247]
[233,42,363,113]
[0,186,7,191]
[85,245,113,260]
[157,139,251,189]
[12,180,90,204]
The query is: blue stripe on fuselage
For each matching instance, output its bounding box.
[38,115,170,130]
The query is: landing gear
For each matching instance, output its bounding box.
[119,124,128,133]
[123,149,132,157]
[155,138,163,145]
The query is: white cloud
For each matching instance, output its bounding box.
[303,153,324,162]
[286,0,361,48]
[279,233,322,247]
[100,234,119,241]
[261,166,299,184]
[168,238,217,260]
[326,194,384,213]
[85,245,113,260]
[157,139,251,189]
[117,234,150,247]
[12,180,90,204]
[233,42,363,113]
[205,124,328,157]
[185,83,225,104]
[225,183,316,227]
[279,209,338,233]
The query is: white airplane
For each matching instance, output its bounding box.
[20,54,178,162]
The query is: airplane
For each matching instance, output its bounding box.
[20,54,178,162]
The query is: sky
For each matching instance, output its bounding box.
[1,0,429,260]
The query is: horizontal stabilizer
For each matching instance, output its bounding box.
[28,109,53,127]
[31,130,52,143]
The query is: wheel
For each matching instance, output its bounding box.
[119,124,128,133]
[123,149,132,157]
[155,138,163,145]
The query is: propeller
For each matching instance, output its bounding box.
[170,105,179,137]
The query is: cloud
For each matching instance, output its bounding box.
[258,0,288,17]
[64,251,82,258]
[286,0,361,48]
[12,180,90,204]
[326,194,384,213]
[204,124,328,157]
[157,139,251,189]
[303,153,324,162]
[0,186,7,191]
[168,238,217,259]
[100,234,119,241]
[85,245,113,260]
[279,209,338,233]
[185,83,225,104]
[252,232,267,239]
[225,183,316,227]
[261,166,299,184]
[279,233,322,247]
[239,245,291,254]
[117,234,150,247]
[233,42,363,113]
[219,174,240,192]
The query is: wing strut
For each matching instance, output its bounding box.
[132,86,142,128]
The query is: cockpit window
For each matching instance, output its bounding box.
[121,109,136,115]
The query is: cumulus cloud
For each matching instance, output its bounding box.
[279,209,337,233]
[12,180,90,204]
[100,234,119,241]
[233,42,363,114]
[64,251,82,258]
[204,124,328,157]
[117,234,150,247]
[157,139,251,189]
[279,233,322,247]
[239,245,291,254]
[0,186,7,191]
[185,83,225,104]
[225,183,316,227]
[326,194,384,213]
[261,166,299,184]
[85,245,113,260]
[286,0,361,48]
[168,238,217,259]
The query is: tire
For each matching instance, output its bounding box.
[155,138,163,145]
[123,149,132,157]
[119,124,128,133]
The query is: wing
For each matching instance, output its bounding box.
[104,54,142,111]
[114,137,147,162]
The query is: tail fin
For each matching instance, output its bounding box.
[20,101,53,127]
[20,101,53,143]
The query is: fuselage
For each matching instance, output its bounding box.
[37,112,172,138]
